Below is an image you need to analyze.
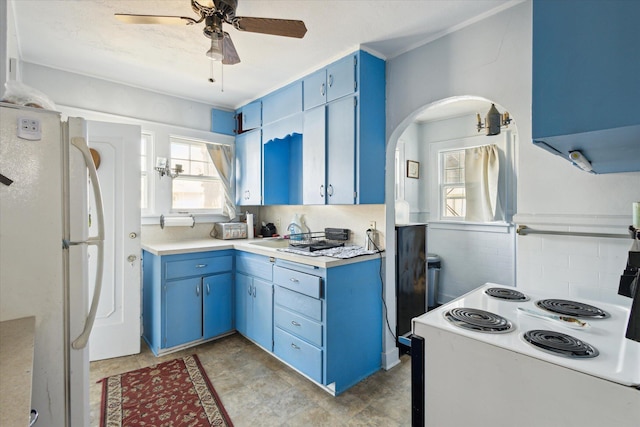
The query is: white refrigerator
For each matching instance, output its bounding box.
[0,102,104,426]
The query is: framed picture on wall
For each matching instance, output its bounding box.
[407,160,420,179]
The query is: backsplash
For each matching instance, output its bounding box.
[141,205,386,250]
[517,229,632,305]
[259,205,386,250]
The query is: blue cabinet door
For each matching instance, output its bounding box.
[165,277,202,348]
[326,96,356,204]
[235,130,261,205]
[302,106,327,205]
[235,273,250,336]
[326,55,356,103]
[250,278,274,351]
[203,272,233,339]
[262,82,303,125]
[241,101,261,131]
[303,69,327,110]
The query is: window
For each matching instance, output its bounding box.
[141,132,152,211]
[441,149,466,219]
[170,137,223,211]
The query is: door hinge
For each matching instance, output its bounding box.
[354,191,357,200]
[354,97,357,107]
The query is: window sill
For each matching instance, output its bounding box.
[428,220,514,233]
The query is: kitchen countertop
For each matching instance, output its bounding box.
[142,238,384,268]
[1,316,35,427]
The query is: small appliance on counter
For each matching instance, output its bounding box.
[212,222,247,240]
[260,222,277,237]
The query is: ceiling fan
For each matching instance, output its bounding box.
[115,0,307,65]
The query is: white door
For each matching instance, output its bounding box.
[87,120,141,361]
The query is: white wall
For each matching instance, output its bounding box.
[20,62,219,133]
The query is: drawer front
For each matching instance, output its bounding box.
[274,266,321,298]
[274,327,322,383]
[275,286,322,321]
[274,306,322,347]
[236,254,273,281]
[165,255,232,280]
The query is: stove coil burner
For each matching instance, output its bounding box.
[485,287,529,301]
[523,330,599,358]
[535,299,609,319]
[444,308,513,333]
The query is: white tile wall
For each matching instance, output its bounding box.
[428,226,516,304]
[517,232,631,304]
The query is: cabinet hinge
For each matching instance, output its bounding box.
[354,97,357,107]
[354,191,357,199]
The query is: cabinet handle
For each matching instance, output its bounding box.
[319,184,324,198]
[289,278,299,283]
[320,82,325,97]
[327,184,334,197]
[328,74,334,87]
[248,285,252,296]
[195,264,207,268]
[291,321,301,327]
[206,283,210,295]
[196,285,200,297]
[291,343,300,350]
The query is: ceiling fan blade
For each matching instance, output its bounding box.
[115,13,198,25]
[222,32,241,65]
[233,17,307,38]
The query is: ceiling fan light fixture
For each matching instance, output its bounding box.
[206,34,224,61]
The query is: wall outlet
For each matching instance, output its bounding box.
[368,221,376,230]
[275,217,281,231]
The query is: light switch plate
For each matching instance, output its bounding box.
[17,117,42,141]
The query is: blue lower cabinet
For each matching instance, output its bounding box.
[273,258,382,395]
[274,327,322,383]
[203,272,233,339]
[165,277,203,348]
[142,250,235,356]
[234,252,275,351]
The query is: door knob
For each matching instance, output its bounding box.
[129,232,137,239]
[127,254,137,263]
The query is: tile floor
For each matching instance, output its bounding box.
[90,333,412,426]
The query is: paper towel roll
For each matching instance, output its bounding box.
[246,213,254,239]
[633,202,640,229]
[160,215,195,228]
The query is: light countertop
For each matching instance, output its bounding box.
[1,316,35,427]
[142,238,384,268]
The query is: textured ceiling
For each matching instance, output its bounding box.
[11,0,518,110]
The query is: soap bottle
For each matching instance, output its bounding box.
[288,213,303,241]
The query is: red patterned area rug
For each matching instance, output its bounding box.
[99,354,233,426]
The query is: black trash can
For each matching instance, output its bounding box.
[427,254,441,309]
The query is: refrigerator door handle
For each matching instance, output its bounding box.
[70,136,106,350]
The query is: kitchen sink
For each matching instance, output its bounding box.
[249,239,290,249]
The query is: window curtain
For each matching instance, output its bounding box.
[464,144,501,222]
[207,144,236,220]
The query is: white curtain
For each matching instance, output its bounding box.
[464,144,501,222]
[207,144,236,220]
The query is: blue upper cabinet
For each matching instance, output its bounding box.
[302,51,385,205]
[303,55,357,110]
[235,50,385,206]
[210,108,236,136]
[262,82,303,126]
[235,130,262,205]
[532,0,640,173]
[239,100,261,132]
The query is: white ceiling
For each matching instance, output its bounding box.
[10,0,517,110]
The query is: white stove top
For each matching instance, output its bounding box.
[413,283,640,387]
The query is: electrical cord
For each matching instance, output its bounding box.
[366,229,397,342]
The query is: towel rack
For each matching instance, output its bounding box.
[516,225,630,239]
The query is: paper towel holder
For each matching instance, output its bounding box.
[160,214,195,229]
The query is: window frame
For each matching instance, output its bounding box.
[169,136,224,214]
